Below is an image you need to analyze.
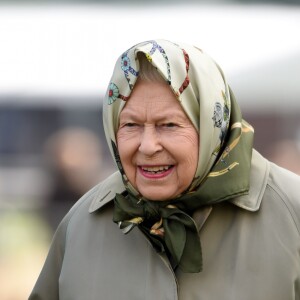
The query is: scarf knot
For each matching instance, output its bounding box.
[113,192,202,273]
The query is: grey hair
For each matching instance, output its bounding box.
[137,52,166,83]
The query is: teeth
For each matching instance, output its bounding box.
[142,166,171,172]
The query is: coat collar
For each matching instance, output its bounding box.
[89,150,269,213]
[89,171,125,213]
[229,150,270,211]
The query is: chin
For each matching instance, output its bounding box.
[139,189,176,202]
[146,196,170,202]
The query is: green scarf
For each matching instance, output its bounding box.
[103,40,254,273]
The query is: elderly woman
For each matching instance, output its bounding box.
[30,40,300,299]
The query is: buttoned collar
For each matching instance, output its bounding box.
[89,150,269,214]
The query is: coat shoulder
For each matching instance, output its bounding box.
[267,163,300,235]
[62,171,125,222]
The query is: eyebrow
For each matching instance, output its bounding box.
[120,109,188,122]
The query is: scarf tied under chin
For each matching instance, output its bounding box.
[113,192,203,273]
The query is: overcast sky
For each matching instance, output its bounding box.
[0,3,300,101]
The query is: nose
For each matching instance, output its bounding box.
[138,126,163,156]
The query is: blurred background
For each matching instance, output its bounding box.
[0,0,300,298]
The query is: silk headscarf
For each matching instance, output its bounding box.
[103,39,254,272]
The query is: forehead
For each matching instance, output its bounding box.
[120,80,186,117]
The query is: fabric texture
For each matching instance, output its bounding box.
[103,39,254,272]
[29,151,300,300]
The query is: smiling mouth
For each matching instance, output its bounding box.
[140,165,174,175]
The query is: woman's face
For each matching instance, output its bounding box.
[117,80,199,201]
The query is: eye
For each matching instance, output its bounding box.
[164,123,177,128]
[157,123,178,131]
[123,122,139,128]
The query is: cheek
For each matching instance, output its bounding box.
[189,134,199,169]
[116,130,137,175]
[116,132,129,161]
[117,128,141,146]
[175,130,199,180]
[183,147,198,174]
[117,129,134,150]
[175,130,199,161]
[189,134,199,164]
